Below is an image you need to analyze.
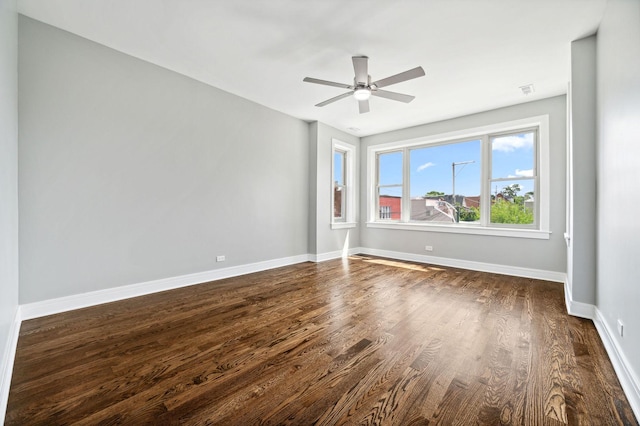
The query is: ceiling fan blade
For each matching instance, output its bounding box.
[315,91,353,107]
[303,77,353,90]
[371,66,425,89]
[352,56,369,85]
[371,89,415,103]
[358,99,370,114]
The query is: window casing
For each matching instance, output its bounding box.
[332,139,356,229]
[367,116,550,239]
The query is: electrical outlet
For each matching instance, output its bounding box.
[425,245,433,252]
[216,255,226,262]
[617,319,624,337]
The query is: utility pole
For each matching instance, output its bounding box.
[452,160,475,207]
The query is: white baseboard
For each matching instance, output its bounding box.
[20,254,310,321]
[593,309,640,420]
[358,247,566,283]
[563,277,596,319]
[563,279,639,419]
[0,307,21,425]
[18,247,565,321]
[309,247,363,263]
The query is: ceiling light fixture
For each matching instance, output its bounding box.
[519,84,535,95]
[353,87,371,101]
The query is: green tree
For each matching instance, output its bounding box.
[501,184,521,199]
[424,190,445,197]
[491,199,534,224]
[459,206,480,222]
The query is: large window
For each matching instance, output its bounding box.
[332,139,356,229]
[367,116,550,239]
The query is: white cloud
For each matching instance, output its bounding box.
[417,162,435,172]
[515,168,533,177]
[492,133,534,152]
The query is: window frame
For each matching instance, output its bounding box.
[366,115,550,239]
[488,128,539,229]
[331,139,357,229]
[333,149,347,222]
[376,149,404,222]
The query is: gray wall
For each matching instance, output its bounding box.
[18,17,309,304]
[360,96,567,273]
[0,0,19,416]
[596,0,640,385]
[309,122,360,256]
[568,36,597,305]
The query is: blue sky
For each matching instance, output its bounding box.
[379,132,535,197]
[333,151,344,184]
[491,132,535,195]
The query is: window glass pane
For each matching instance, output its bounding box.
[490,131,536,226]
[378,186,402,220]
[491,131,535,179]
[409,139,481,223]
[490,180,535,225]
[378,151,402,186]
[334,151,345,185]
[333,185,345,220]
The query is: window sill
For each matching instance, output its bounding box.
[366,221,551,240]
[331,222,357,230]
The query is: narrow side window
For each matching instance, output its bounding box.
[333,150,346,222]
[331,140,357,228]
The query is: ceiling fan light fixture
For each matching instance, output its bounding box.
[353,87,371,101]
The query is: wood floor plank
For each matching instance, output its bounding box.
[6,256,638,425]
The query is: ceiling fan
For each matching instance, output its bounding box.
[303,56,425,114]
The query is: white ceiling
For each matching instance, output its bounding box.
[18,0,606,137]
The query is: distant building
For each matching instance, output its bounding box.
[463,196,480,209]
[333,186,342,218]
[524,197,534,212]
[410,198,455,222]
[380,194,481,222]
[378,195,401,219]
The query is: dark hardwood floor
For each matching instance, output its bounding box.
[6,256,637,425]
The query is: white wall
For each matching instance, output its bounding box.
[568,36,597,305]
[308,122,360,257]
[360,96,567,274]
[596,0,640,402]
[0,0,19,420]
[18,16,310,304]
